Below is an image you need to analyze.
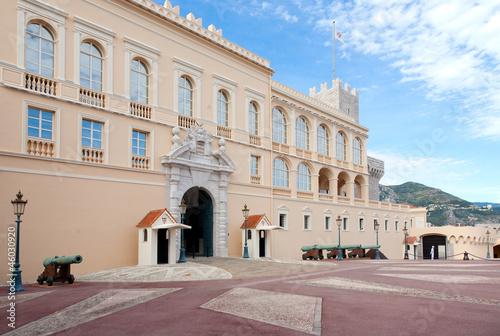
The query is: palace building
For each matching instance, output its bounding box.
[1,0,429,281]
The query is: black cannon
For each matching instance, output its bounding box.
[37,255,83,286]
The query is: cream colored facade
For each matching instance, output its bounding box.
[1,0,427,282]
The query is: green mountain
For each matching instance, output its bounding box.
[380,182,500,226]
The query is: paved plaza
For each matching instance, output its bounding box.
[2,258,500,335]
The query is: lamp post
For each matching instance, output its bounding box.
[403,226,409,260]
[11,191,27,292]
[178,199,187,263]
[336,215,343,261]
[486,230,491,259]
[374,219,380,260]
[242,204,250,258]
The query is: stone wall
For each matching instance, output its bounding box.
[309,78,359,123]
[368,156,385,201]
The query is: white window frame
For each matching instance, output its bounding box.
[278,205,289,230]
[273,158,289,188]
[124,37,160,106]
[359,216,365,231]
[245,87,265,136]
[18,0,68,80]
[317,124,330,156]
[74,16,115,92]
[22,100,60,157]
[324,213,332,231]
[213,74,237,128]
[250,154,261,184]
[272,107,288,144]
[297,163,311,191]
[295,116,310,150]
[342,216,349,232]
[78,113,109,163]
[303,208,312,231]
[129,124,154,169]
[173,57,203,118]
[336,131,347,161]
[353,137,363,165]
[384,218,390,232]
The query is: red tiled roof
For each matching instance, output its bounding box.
[240,214,265,229]
[402,236,418,244]
[136,208,176,228]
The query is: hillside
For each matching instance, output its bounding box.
[380,182,500,226]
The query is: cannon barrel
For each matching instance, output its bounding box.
[43,255,83,267]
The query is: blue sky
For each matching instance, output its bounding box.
[157,0,500,203]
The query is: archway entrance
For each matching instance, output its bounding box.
[494,244,500,259]
[422,235,447,259]
[183,188,214,257]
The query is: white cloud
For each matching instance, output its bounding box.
[274,5,298,23]
[299,0,500,141]
[368,149,468,187]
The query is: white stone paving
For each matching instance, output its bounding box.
[201,287,322,335]
[377,273,500,283]
[77,262,232,282]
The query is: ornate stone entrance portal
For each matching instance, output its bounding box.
[161,126,235,258]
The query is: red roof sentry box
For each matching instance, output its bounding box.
[136,208,189,229]
[240,214,283,231]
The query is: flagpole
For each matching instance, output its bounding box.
[333,20,336,80]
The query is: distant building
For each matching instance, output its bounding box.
[0,0,428,281]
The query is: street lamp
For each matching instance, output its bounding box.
[11,191,28,292]
[242,204,250,259]
[374,219,380,260]
[486,230,491,259]
[336,215,343,261]
[403,226,409,260]
[178,199,187,263]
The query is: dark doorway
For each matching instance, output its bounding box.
[494,244,499,259]
[422,235,446,259]
[157,228,168,264]
[183,188,214,257]
[259,230,266,257]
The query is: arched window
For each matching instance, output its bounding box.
[143,229,148,242]
[26,23,55,77]
[217,90,229,126]
[272,158,289,187]
[272,108,287,144]
[317,124,329,156]
[131,59,149,104]
[336,132,346,161]
[295,117,309,150]
[80,42,103,91]
[297,163,311,191]
[248,102,259,135]
[179,76,193,116]
[353,137,363,165]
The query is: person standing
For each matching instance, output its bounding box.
[430,246,435,260]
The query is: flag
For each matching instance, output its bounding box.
[335,30,345,43]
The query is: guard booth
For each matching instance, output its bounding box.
[136,208,191,265]
[240,214,283,258]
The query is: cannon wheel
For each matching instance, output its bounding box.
[320,256,324,260]
[68,274,75,284]
[37,275,44,285]
[302,254,307,260]
[313,255,319,260]
[46,276,54,286]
